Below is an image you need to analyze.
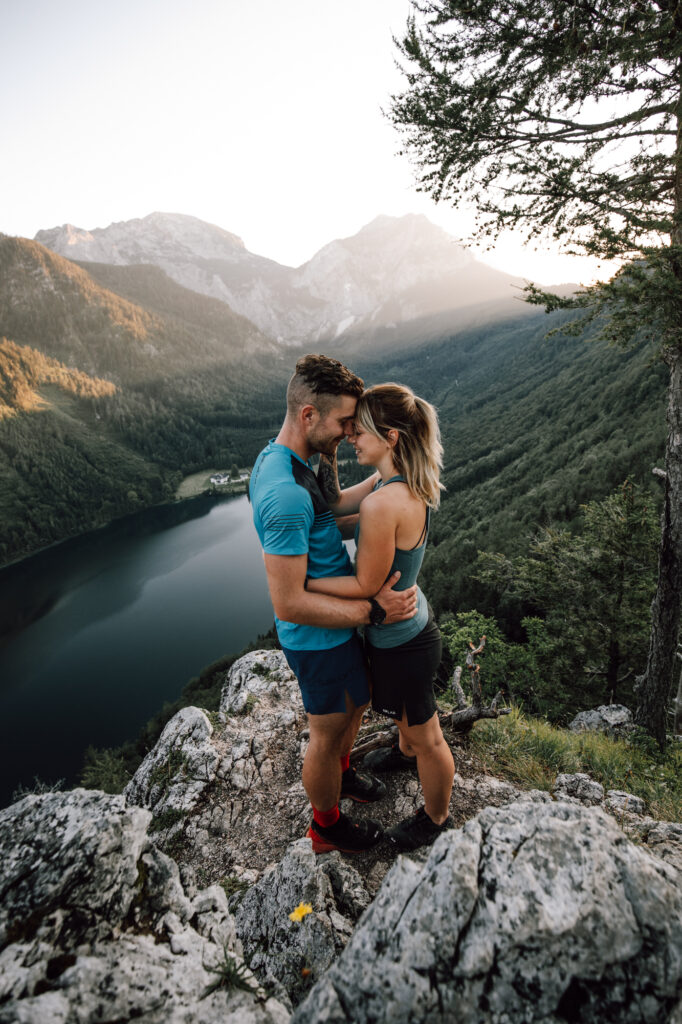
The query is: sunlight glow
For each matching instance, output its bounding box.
[0,0,614,285]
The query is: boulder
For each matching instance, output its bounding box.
[291,802,682,1024]
[235,838,371,1009]
[552,772,605,806]
[606,790,647,816]
[220,649,302,716]
[569,704,635,738]
[0,789,289,1024]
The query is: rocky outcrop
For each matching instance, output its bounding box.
[291,802,682,1024]
[569,704,635,737]
[123,650,311,879]
[4,651,682,1022]
[0,789,288,1023]
[234,839,371,1010]
[122,652,680,889]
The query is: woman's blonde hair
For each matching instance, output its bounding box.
[355,383,444,508]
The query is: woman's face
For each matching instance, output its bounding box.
[347,421,389,467]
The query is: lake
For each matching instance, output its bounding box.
[0,494,276,808]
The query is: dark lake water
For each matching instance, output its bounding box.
[0,494,276,808]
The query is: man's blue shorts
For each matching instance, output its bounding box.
[281,633,370,715]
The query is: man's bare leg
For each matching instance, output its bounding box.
[302,708,352,810]
[339,693,369,764]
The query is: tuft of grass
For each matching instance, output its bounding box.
[80,746,130,793]
[202,945,259,999]
[469,707,682,822]
[203,709,223,733]
[148,806,185,834]
[219,876,251,902]
[148,748,188,793]
[11,776,66,802]
[238,693,259,716]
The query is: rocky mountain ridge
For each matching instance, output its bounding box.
[2,650,681,1023]
[35,212,538,347]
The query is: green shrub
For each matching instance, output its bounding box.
[80,746,130,794]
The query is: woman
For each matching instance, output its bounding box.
[306,383,454,850]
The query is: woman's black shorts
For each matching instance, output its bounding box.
[365,611,442,727]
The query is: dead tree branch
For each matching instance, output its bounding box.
[441,634,512,733]
[350,727,398,764]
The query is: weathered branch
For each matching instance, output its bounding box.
[349,727,398,764]
[451,665,467,710]
[443,635,512,732]
[441,696,512,732]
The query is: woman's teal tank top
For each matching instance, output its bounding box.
[355,475,430,648]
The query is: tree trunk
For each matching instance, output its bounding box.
[635,82,682,749]
[674,649,682,737]
[634,348,682,747]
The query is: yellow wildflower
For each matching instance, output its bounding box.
[289,902,313,923]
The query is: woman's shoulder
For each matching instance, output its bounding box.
[361,485,400,516]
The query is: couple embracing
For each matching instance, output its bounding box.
[249,354,454,853]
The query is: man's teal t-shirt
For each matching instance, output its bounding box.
[249,440,353,651]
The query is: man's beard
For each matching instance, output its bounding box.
[309,430,343,458]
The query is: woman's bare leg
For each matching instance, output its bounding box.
[395,712,454,824]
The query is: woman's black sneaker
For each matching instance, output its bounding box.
[386,807,453,851]
[340,766,387,802]
[307,811,384,854]
[361,742,417,774]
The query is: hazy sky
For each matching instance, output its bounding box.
[1,0,608,283]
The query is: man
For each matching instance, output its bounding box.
[249,354,417,853]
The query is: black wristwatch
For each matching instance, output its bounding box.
[369,598,387,626]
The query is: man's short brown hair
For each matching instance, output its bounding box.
[286,354,364,417]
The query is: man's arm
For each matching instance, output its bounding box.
[317,451,379,516]
[263,553,417,627]
[333,513,359,540]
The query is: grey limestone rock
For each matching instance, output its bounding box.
[124,705,221,825]
[220,649,301,715]
[235,838,371,1010]
[552,771,605,805]
[606,789,647,816]
[291,802,682,1024]
[123,651,309,863]
[569,703,635,738]
[0,789,289,1024]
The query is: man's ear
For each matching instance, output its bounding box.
[301,404,317,428]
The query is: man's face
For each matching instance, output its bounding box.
[308,394,357,457]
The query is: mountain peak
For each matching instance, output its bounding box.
[35,213,246,267]
[34,211,527,347]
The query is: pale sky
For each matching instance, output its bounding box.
[1,0,609,284]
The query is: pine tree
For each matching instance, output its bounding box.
[391,0,682,746]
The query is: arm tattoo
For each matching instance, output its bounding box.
[317,452,341,505]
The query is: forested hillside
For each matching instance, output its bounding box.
[346,313,666,613]
[335,314,667,718]
[0,238,290,563]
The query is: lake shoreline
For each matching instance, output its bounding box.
[0,464,252,576]
[0,493,274,806]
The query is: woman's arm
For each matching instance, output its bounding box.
[306,495,396,599]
